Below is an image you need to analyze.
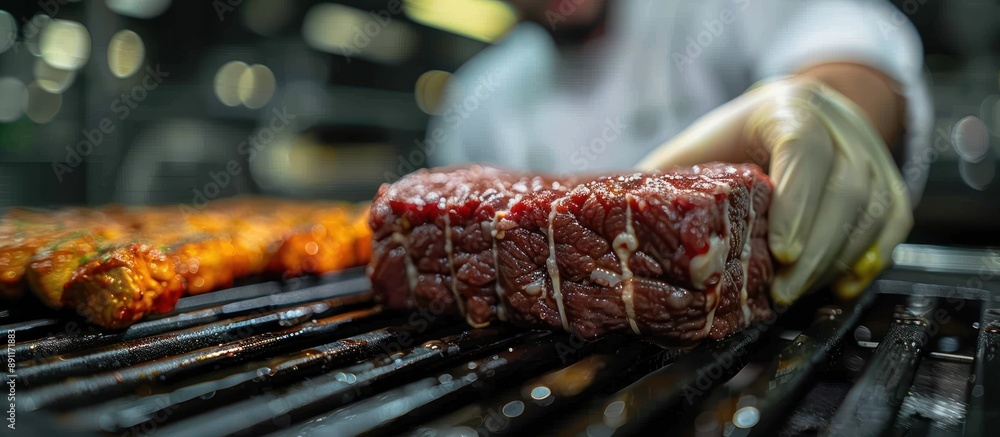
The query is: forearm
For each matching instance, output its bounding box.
[797,62,906,148]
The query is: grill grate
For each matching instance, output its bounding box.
[6,245,1000,436]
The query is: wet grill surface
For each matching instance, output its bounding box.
[5,247,1000,437]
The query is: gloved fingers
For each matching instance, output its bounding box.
[758,102,835,264]
[770,153,872,306]
[833,174,913,299]
[829,162,892,278]
[807,81,912,299]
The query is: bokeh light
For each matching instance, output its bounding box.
[415,70,452,115]
[105,0,172,19]
[302,3,416,64]
[107,30,145,78]
[952,116,991,163]
[23,14,52,56]
[404,0,517,43]
[40,20,91,71]
[214,61,248,107]
[733,406,761,428]
[34,58,77,93]
[237,64,276,109]
[22,82,62,123]
[959,158,995,191]
[981,95,1000,136]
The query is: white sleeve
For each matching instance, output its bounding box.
[424,45,517,169]
[424,64,496,168]
[744,0,934,206]
[424,23,555,170]
[425,71,518,169]
[424,82,473,169]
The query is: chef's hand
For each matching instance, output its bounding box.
[636,73,912,305]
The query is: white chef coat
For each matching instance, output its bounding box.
[426,0,933,204]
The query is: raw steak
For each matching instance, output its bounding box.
[368,163,773,343]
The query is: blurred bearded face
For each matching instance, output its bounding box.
[506,0,609,45]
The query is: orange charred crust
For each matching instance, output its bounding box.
[167,235,238,295]
[8,200,372,327]
[27,233,105,308]
[353,207,373,265]
[62,243,185,329]
[1,243,38,299]
[267,206,358,276]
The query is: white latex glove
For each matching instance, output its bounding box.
[637,76,913,305]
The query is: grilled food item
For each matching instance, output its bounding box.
[5,199,371,329]
[228,216,291,277]
[1,211,70,298]
[268,204,359,277]
[352,208,373,265]
[27,233,111,308]
[63,242,185,329]
[2,232,59,299]
[368,164,774,343]
[4,209,127,299]
[165,234,241,295]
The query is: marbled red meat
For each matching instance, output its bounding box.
[368,163,773,343]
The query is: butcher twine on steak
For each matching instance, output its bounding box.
[368,163,773,344]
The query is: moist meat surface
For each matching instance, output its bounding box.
[369,164,773,342]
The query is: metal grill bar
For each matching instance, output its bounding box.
[823,297,937,437]
[0,318,61,339]
[167,268,366,313]
[155,327,533,437]
[265,333,606,437]
[550,289,865,437]
[964,307,1000,436]
[131,276,371,336]
[892,245,1000,277]
[551,324,767,436]
[13,276,370,361]
[410,340,667,436]
[62,322,464,433]
[895,357,971,434]
[20,307,382,410]
[735,290,877,436]
[16,292,373,385]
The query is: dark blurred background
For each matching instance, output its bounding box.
[0,0,998,245]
